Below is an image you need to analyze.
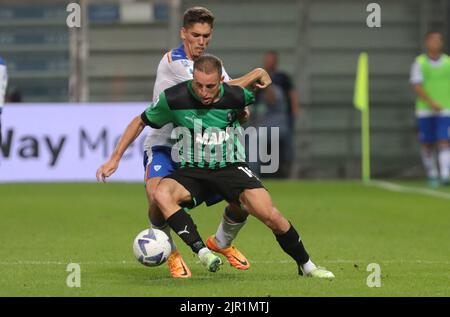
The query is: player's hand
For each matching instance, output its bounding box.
[252,81,265,91]
[253,78,271,90]
[430,101,442,112]
[253,69,272,90]
[96,159,119,183]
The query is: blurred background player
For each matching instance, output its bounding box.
[0,56,7,144]
[410,31,450,187]
[255,51,299,178]
[251,79,289,177]
[139,7,268,278]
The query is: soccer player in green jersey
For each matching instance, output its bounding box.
[97,54,334,278]
[142,7,273,278]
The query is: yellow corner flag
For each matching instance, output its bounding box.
[353,52,370,182]
[354,52,369,111]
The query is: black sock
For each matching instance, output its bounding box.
[275,224,310,267]
[166,208,205,254]
[224,206,249,223]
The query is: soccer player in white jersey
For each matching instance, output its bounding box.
[410,31,450,187]
[142,7,268,278]
[0,56,7,143]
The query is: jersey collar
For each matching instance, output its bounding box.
[426,53,444,63]
[171,44,188,61]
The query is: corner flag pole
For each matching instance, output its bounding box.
[353,53,370,183]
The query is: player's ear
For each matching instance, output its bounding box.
[220,75,224,83]
[180,27,186,40]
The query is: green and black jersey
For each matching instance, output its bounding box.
[141,80,255,169]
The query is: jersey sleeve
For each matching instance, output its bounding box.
[243,87,255,106]
[152,53,192,102]
[222,66,232,81]
[168,59,193,82]
[410,60,423,85]
[141,92,174,128]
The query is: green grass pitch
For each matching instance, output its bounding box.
[0,181,449,296]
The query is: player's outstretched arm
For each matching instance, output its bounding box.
[228,68,272,90]
[96,115,146,182]
[230,68,272,123]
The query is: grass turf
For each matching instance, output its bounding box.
[0,181,449,296]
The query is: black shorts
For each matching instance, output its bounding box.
[165,163,265,206]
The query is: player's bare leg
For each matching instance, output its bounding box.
[207,203,250,270]
[145,174,191,278]
[154,178,222,272]
[240,188,334,279]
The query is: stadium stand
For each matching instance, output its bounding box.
[2,0,448,178]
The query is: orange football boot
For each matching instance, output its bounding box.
[167,250,191,278]
[206,236,250,270]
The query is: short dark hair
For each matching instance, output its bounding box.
[265,50,278,57]
[183,7,214,28]
[425,30,443,39]
[193,54,222,77]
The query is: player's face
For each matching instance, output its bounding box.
[425,33,443,54]
[192,70,224,105]
[181,23,213,60]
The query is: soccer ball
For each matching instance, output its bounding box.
[133,229,172,267]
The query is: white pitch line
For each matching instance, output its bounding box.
[0,259,449,265]
[369,180,450,201]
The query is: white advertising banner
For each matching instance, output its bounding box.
[0,103,150,182]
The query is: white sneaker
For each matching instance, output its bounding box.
[300,266,335,279]
[199,251,222,272]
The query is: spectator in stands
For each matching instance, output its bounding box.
[0,56,8,143]
[255,51,299,178]
[253,82,290,178]
[410,30,450,186]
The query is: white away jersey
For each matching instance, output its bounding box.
[144,44,231,151]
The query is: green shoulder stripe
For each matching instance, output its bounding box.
[143,92,174,128]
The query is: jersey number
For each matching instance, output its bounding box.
[238,166,254,178]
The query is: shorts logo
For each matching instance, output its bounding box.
[154,165,162,171]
